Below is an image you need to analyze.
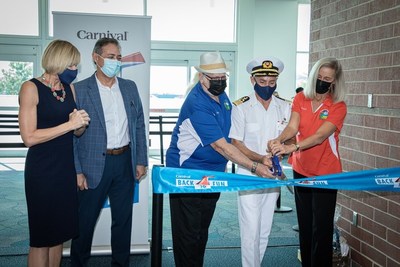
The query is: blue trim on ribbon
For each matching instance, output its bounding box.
[152,166,400,194]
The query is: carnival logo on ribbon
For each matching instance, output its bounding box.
[175,174,228,190]
[296,178,329,186]
[375,176,400,188]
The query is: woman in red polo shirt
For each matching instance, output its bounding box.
[268,57,347,267]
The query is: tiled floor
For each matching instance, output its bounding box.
[0,157,25,171]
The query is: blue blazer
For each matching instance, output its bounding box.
[73,73,148,189]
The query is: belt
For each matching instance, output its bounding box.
[106,145,129,155]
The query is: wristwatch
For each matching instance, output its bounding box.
[251,162,258,173]
[294,144,300,152]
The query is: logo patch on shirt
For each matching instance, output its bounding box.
[319,109,329,120]
[224,99,231,110]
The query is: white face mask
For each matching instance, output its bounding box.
[99,56,121,77]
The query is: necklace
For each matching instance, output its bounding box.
[41,74,66,102]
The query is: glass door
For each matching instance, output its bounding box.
[0,45,39,109]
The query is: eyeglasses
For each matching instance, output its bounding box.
[98,54,122,61]
[204,74,228,81]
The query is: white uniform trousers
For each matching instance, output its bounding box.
[238,189,280,267]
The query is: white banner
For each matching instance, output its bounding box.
[53,12,151,254]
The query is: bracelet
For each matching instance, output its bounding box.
[251,162,258,173]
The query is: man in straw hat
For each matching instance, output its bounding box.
[229,56,293,267]
[166,52,276,267]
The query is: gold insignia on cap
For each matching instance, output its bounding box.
[262,61,273,69]
[233,96,250,106]
[251,60,279,76]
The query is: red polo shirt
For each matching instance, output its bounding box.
[289,92,347,177]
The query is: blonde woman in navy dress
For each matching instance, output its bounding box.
[18,40,90,267]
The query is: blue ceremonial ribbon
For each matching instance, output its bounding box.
[152,166,400,194]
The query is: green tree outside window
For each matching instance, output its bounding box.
[0,62,33,95]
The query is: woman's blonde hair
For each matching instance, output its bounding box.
[185,72,200,96]
[42,39,80,74]
[304,57,345,103]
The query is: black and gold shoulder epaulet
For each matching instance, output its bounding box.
[275,95,292,103]
[233,96,250,106]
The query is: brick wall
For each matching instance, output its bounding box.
[309,0,400,266]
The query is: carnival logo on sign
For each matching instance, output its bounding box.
[175,175,228,190]
[117,52,146,78]
[375,177,400,188]
[121,52,145,70]
[77,30,128,40]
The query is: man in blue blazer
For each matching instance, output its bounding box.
[70,37,148,267]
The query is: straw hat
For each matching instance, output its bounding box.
[194,51,229,74]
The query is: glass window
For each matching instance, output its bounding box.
[0,0,38,36]
[150,65,188,115]
[0,61,33,107]
[48,0,144,36]
[297,4,311,52]
[296,4,310,89]
[296,53,309,89]
[149,65,188,159]
[148,0,236,42]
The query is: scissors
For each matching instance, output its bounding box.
[271,155,282,176]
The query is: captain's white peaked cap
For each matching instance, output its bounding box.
[246,56,284,76]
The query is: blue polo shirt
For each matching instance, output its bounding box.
[166,82,232,172]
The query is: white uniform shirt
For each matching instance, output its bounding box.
[96,76,130,149]
[229,92,291,176]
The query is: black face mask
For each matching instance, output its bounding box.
[207,79,227,96]
[316,79,332,94]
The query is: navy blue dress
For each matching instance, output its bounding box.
[24,78,78,247]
